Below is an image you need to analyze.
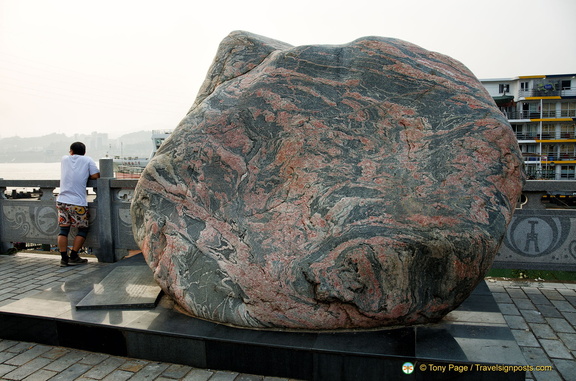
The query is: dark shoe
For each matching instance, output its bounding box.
[60,259,69,267]
[68,256,88,265]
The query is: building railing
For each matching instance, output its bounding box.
[516,133,538,140]
[518,88,576,98]
[542,110,576,118]
[535,152,576,161]
[506,110,576,120]
[516,132,576,141]
[525,157,576,162]
[504,111,538,120]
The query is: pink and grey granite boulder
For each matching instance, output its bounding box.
[131,31,524,330]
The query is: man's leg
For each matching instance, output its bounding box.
[56,203,73,266]
[70,227,88,259]
[71,235,86,253]
[58,225,71,266]
[57,227,70,253]
[58,203,88,265]
[68,226,88,264]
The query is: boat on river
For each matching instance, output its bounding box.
[113,130,171,178]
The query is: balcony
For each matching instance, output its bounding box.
[516,133,576,141]
[523,151,576,162]
[542,110,576,118]
[555,153,576,161]
[536,153,576,161]
[539,133,576,140]
[505,110,576,120]
[519,86,576,98]
[504,111,537,120]
[525,152,576,162]
[515,132,538,140]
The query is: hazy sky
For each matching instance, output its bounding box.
[1,0,575,139]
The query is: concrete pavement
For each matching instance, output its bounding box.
[1,252,575,380]
[0,252,296,381]
[485,278,576,380]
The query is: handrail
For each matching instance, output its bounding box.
[518,88,576,98]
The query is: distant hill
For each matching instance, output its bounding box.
[0,131,155,163]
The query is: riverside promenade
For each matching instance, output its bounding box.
[0,252,575,380]
[0,253,296,381]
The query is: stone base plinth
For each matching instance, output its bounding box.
[0,255,527,380]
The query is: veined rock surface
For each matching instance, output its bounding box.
[131,31,524,330]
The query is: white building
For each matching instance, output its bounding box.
[481,74,576,180]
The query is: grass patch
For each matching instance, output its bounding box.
[488,268,576,282]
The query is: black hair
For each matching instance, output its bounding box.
[70,142,86,156]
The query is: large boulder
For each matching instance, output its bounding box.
[131,31,524,330]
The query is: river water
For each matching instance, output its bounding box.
[0,162,61,180]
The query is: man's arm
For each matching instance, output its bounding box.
[89,173,101,180]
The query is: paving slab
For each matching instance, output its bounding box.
[504,314,529,330]
[499,303,521,316]
[511,329,539,347]
[76,266,162,310]
[1,253,527,381]
[521,309,547,324]
[546,318,575,334]
[2,253,576,380]
[529,323,558,340]
[551,358,576,379]
[537,304,564,318]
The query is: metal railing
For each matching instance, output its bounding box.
[503,111,539,120]
[504,110,576,120]
[515,132,576,141]
[518,87,576,98]
[515,132,538,140]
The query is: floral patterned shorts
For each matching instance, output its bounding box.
[57,203,90,228]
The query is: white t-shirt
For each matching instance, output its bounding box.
[57,155,100,206]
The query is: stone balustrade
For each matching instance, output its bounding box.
[497,180,576,271]
[0,159,139,262]
[1,161,576,269]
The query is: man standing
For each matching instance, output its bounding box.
[57,142,100,267]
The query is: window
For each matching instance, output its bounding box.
[561,80,571,90]
[560,165,575,179]
[560,123,575,139]
[520,144,539,161]
[520,81,529,91]
[542,103,557,118]
[514,123,538,139]
[499,84,510,94]
[527,123,539,137]
[541,123,556,138]
[559,144,575,160]
[524,165,538,179]
[561,102,576,118]
[521,102,539,118]
[520,143,538,153]
[541,144,555,161]
[541,167,556,179]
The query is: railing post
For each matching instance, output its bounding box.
[0,181,11,253]
[94,158,116,262]
[100,158,114,179]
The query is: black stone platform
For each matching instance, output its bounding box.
[76,266,162,310]
[0,255,527,380]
